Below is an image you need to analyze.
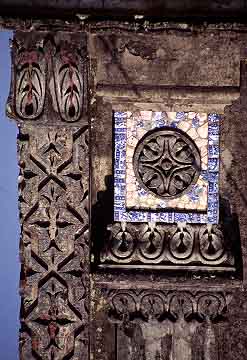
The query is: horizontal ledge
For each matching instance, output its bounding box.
[96,84,240,103]
[98,264,236,272]
[94,276,242,290]
[1,1,247,19]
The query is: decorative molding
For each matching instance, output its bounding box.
[99,222,234,270]
[105,289,230,323]
[92,287,232,360]
[2,16,247,32]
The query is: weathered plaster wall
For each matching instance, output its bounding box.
[90,26,247,359]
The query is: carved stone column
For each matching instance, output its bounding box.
[7,31,90,359]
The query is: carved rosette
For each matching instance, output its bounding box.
[133,128,201,199]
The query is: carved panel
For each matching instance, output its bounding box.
[92,287,231,360]
[12,36,47,120]
[52,42,88,122]
[8,32,88,124]
[18,125,89,359]
[99,222,234,270]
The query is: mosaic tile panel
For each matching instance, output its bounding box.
[126,111,208,211]
[114,111,220,224]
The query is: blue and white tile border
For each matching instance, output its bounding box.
[114,111,220,224]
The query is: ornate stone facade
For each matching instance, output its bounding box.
[3,5,247,359]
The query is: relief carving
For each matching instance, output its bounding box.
[8,32,88,123]
[100,222,234,270]
[133,128,201,199]
[97,289,231,360]
[52,42,88,122]
[18,125,89,359]
[12,36,47,120]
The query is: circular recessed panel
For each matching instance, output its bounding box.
[133,128,201,200]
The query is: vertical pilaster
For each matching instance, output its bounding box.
[7,31,90,360]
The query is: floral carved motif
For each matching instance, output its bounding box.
[133,128,201,199]
[93,288,232,360]
[106,289,229,323]
[52,44,88,123]
[8,32,88,123]
[12,38,47,120]
[99,222,234,270]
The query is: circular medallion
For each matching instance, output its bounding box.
[133,128,201,199]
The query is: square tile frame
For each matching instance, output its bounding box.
[126,111,208,212]
[114,111,220,224]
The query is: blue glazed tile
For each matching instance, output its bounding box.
[158,213,170,222]
[208,200,218,210]
[136,119,144,128]
[208,113,221,123]
[176,112,186,120]
[153,111,163,119]
[170,121,178,128]
[174,213,188,222]
[114,178,125,184]
[208,124,219,136]
[115,127,127,132]
[156,120,166,128]
[128,211,148,222]
[168,213,174,223]
[208,158,219,172]
[207,172,219,182]
[208,208,219,215]
[201,171,209,181]
[208,145,219,157]
[187,185,201,202]
[115,170,125,178]
[137,186,148,197]
[208,192,218,202]
[154,112,168,128]
[114,212,120,220]
[150,213,160,222]
[208,181,218,193]
[192,116,199,128]
[208,134,219,144]
[115,196,125,201]
[121,212,130,221]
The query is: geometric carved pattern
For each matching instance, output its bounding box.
[18,125,89,359]
[100,222,234,271]
[133,128,201,200]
